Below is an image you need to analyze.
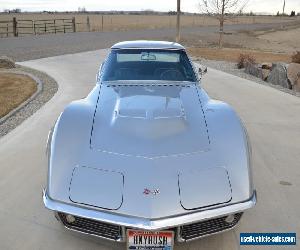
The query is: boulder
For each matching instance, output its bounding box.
[262,69,270,81]
[261,62,272,70]
[245,63,262,79]
[293,73,300,92]
[287,63,300,89]
[244,64,270,81]
[0,56,15,69]
[267,63,291,89]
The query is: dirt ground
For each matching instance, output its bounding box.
[0,72,37,117]
[258,27,300,52]
[183,21,300,54]
[187,47,292,63]
[183,20,300,62]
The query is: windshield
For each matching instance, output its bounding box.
[101,49,197,82]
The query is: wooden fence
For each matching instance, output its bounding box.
[0,18,15,37]
[0,17,77,37]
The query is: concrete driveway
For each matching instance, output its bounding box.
[0,49,299,250]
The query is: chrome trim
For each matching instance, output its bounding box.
[45,128,52,156]
[44,190,256,232]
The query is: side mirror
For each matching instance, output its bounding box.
[198,66,208,76]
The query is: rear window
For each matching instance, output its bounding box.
[101,49,197,82]
[117,52,180,63]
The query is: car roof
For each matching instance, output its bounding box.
[111,40,185,50]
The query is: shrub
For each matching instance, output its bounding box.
[291,51,300,64]
[237,53,256,69]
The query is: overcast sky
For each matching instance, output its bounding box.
[1,0,299,14]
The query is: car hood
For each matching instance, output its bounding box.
[68,164,232,216]
[90,83,210,158]
[50,83,252,218]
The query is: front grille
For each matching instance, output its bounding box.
[58,213,123,241]
[179,213,243,241]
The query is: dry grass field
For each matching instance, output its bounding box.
[0,72,37,117]
[0,13,299,32]
[188,47,292,63]
[180,20,300,55]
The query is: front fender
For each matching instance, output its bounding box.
[47,85,100,202]
[203,98,254,202]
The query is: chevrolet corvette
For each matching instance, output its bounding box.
[44,40,256,249]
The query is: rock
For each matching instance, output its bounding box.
[245,63,270,81]
[0,56,15,69]
[294,74,300,92]
[291,51,300,64]
[287,63,300,88]
[267,63,291,89]
[262,69,270,81]
[261,62,272,70]
[245,63,262,79]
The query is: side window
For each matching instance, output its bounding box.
[180,54,197,82]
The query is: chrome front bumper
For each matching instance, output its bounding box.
[43,190,256,241]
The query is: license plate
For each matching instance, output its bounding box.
[127,230,174,250]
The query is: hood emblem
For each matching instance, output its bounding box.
[143,188,160,196]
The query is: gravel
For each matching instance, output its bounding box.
[194,58,300,98]
[0,66,58,137]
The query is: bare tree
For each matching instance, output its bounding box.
[200,0,249,48]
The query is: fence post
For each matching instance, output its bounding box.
[101,15,104,31]
[87,16,90,32]
[34,21,38,35]
[72,17,76,32]
[6,23,9,37]
[13,17,17,37]
[32,20,34,35]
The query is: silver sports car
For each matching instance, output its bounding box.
[44,40,256,249]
